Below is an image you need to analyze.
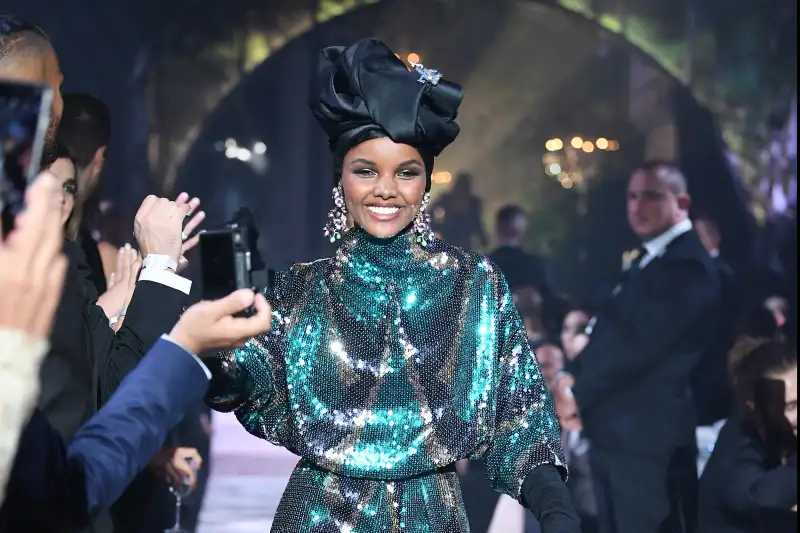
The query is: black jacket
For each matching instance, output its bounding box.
[39,240,188,438]
[573,230,721,456]
[698,415,797,533]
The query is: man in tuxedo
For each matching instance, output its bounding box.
[553,161,721,533]
[1,289,273,532]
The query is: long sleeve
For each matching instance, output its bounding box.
[0,329,49,504]
[522,464,581,533]
[205,270,294,446]
[2,338,210,530]
[90,279,188,407]
[484,273,567,501]
[572,258,719,412]
[721,446,797,516]
[59,241,189,409]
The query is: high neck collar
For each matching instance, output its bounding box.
[338,227,430,274]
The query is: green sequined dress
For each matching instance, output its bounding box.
[206,229,565,532]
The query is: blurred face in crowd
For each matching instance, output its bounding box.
[508,213,527,238]
[771,365,798,435]
[561,309,590,360]
[535,343,564,386]
[48,156,77,225]
[0,36,64,150]
[341,137,427,239]
[627,167,690,241]
[694,218,720,254]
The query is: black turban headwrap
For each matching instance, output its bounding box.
[309,38,463,190]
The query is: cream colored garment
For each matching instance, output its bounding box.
[0,328,49,505]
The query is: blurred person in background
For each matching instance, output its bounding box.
[429,171,488,250]
[535,341,565,388]
[489,205,554,297]
[553,161,721,533]
[698,338,797,533]
[692,214,741,428]
[490,204,564,337]
[42,142,79,233]
[559,303,592,371]
[0,16,61,153]
[56,92,112,294]
[557,303,597,533]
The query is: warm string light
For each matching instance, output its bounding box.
[432,171,452,184]
[542,136,619,189]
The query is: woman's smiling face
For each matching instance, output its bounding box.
[339,136,427,239]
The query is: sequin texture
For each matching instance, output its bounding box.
[206,229,566,532]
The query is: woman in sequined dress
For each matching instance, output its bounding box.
[205,38,579,533]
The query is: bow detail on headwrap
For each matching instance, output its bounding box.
[309,38,462,157]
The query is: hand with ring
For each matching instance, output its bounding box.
[175,192,206,273]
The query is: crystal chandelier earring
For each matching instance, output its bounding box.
[413,192,434,246]
[323,185,348,242]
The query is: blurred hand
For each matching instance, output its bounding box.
[0,173,68,339]
[151,447,203,489]
[455,459,469,476]
[98,245,140,319]
[552,373,582,431]
[133,196,189,264]
[174,192,205,273]
[169,289,272,354]
[570,333,589,356]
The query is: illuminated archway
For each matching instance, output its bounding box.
[175,0,710,293]
[154,0,697,192]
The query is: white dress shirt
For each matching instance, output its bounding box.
[138,260,192,295]
[638,218,694,269]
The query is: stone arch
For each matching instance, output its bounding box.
[153,0,694,191]
[173,0,705,288]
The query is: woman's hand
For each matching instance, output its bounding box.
[97,245,139,319]
[174,192,205,273]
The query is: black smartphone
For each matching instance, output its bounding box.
[1,80,53,237]
[199,223,255,316]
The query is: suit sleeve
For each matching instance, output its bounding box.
[572,259,720,412]
[720,440,797,515]
[91,280,188,407]
[6,339,209,528]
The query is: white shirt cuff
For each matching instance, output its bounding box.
[160,334,212,380]
[138,268,192,295]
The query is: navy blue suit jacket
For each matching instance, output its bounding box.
[0,338,209,532]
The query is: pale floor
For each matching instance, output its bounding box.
[197,412,525,533]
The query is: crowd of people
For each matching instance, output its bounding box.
[463,166,797,533]
[1,11,797,533]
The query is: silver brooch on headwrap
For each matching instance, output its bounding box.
[410,62,442,86]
